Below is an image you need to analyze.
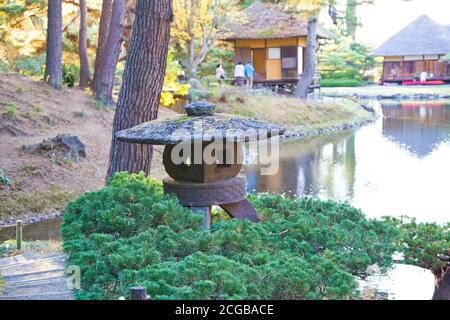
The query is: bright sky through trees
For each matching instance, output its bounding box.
[320,0,450,47]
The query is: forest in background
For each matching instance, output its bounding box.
[0,0,378,103]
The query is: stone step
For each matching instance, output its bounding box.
[0,291,74,301]
[0,253,73,300]
[0,253,33,267]
[6,274,66,287]
[0,257,67,276]
[0,254,66,270]
[3,278,69,296]
[3,268,66,284]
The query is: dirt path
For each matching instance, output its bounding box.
[0,253,73,300]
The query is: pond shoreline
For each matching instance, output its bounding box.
[0,210,62,230]
[283,116,377,140]
[324,93,450,100]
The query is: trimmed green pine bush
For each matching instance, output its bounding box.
[320,79,362,87]
[62,172,399,300]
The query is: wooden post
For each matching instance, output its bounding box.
[130,286,148,300]
[16,220,23,251]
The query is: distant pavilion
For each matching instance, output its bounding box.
[372,15,450,84]
[220,1,330,86]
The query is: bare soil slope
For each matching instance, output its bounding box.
[0,74,174,219]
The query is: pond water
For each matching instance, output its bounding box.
[244,100,450,224]
[0,218,61,243]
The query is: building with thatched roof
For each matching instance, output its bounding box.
[220,1,330,84]
[373,15,450,83]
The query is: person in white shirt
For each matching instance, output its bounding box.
[234,61,245,87]
[420,71,428,82]
[216,64,225,87]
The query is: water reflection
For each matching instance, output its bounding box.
[245,132,357,200]
[244,100,450,223]
[382,102,450,157]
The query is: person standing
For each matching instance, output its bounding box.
[234,61,245,87]
[244,60,255,89]
[216,64,225,87]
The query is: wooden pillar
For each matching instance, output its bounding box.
[16,220,23,251]
[130,286,148,300]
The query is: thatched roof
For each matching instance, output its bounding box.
[372,15,450,56]
[221,1,330,40]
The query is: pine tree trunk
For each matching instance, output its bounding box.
[44,0,63,90]
[78,0,91,88]
[295,16,318,100]
[92,0,113,90]
[432,269,450,300]
[93,0,126,104]
[106,0,173,182]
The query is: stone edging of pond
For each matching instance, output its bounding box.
[323,93,450,101]
[283,116,377,140]
[0,210,62,230]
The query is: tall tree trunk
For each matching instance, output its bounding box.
[106,0,173,182]
[92,0,113,90]
[44,0,63,90]
[78,0,91,88]
[432,269,450,300]
[93,0,126,104]
[295,16,318,100]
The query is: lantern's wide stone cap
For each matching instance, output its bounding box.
[115,113,286,145]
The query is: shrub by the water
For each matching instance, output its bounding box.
[320,79,362,87]
[62,173,399,300]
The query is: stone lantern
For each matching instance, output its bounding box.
[116,101,285,229]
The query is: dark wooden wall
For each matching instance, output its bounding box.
[383,60,450,81]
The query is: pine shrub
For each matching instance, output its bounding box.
[62,172,399,300]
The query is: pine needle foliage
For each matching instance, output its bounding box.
[62,172,399,300]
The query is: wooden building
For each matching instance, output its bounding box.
[220,2,330,85]
[372,15,450,83]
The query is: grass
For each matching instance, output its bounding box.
[15,85,24,94]
[73,110,86,118]
[0,276,5,296]
[3,103,18,119]
[19,165,43,177]
[214,91,374,134]
[24,103,43,121]
[0,186,76,218]
[1,240,62,256]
